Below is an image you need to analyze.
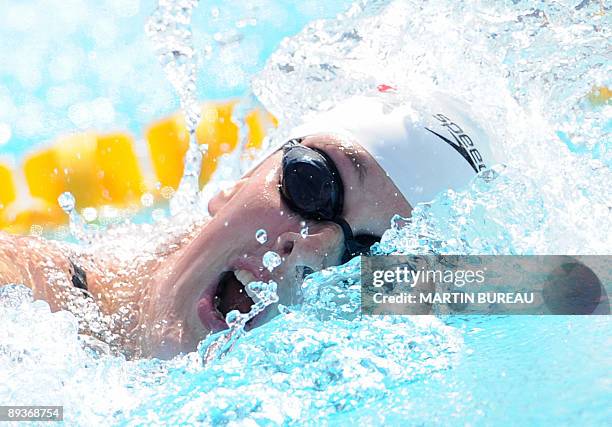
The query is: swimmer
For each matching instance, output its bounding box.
[0,87,497,358]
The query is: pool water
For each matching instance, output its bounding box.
[1,0,611,425]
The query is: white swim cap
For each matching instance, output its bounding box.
[247,88,496,206]
[291,90,496,206]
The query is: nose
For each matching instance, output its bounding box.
[273,222,345,274]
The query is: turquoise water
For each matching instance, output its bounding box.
[347,315,611,426]
[1,0,611,426]
[1,276,610,425]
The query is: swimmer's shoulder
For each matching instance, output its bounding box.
[0,231,27,286]
[0,232,73,301]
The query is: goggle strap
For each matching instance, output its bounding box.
[334,217,361,257]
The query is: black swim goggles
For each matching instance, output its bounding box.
[279,138,380,264]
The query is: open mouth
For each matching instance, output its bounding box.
[197,265,312,333]
[198,269,262,333]
[213,271,256,319]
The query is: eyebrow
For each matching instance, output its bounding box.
[321,142,368,184]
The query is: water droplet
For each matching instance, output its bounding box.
[255,229,267,244]
[262,251,282,272]
[225,309,242,327]
[300,226,309,238]
[82,207,98,222]
[58,192,75,212]
[278,304,291,315]
[391,214,410,231]
[146,0,203,215]
[247,281,263,295]
[141,193,154,207]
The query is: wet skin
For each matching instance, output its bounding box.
[140,133,412,357]
[0,133,412,359]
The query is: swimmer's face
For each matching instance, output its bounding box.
[143,134,412,358]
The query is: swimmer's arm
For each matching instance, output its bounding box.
[0,231,76,309]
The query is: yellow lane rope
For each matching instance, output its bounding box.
[0,100,275,233]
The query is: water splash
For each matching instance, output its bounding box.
[253,0,612,255]
[200,280,279,364]
[57,191,93,243]
[300,222,309,239]
[57,0,211,245]
[2,1,611,425]
[145,0,205,216]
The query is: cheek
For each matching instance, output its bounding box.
[234,181,280,216]
[345,179,411,234]
[223,173,301,237]
[227,163,279,210]
[344,179,378,219]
